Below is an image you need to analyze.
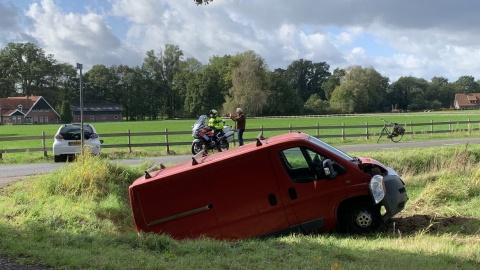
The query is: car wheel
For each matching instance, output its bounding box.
[341,202,381,234]
[191,141,203,155]
[54,155,67,163]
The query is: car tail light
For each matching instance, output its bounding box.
[90,133,99,139]
[55,134,63,140]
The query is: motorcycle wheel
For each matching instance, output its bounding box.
[219,139,229,152]
[191,141,204,155]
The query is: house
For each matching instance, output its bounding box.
[0,96,60,125]
[454,93,480,109]
[70,103,123,122]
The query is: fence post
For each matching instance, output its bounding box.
[365,122,369,140]
[468,119,471,135]
[165,128,170,154]
[128,129,131,153]
[410,121,413,139]
[42,131,47,157]
[342,122,345,141]
[289,124,292,132]
[449,119,452,134]
[316,123,319,138]
[430,120,433,135]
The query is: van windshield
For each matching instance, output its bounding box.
[308,136,355,161]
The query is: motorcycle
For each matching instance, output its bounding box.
[191,115,234,155]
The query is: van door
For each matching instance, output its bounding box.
[209,150,290,239]
[272,146,349,232]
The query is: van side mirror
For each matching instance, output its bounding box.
[323,159,337,179]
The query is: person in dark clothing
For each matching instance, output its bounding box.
[229,108,246,146]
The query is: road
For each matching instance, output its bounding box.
[1,137,479,187]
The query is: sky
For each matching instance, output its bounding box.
[1,0,479,82]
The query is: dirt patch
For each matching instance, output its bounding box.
[0,256,50,270]
[380,214,478,235]
[0,175,30,189]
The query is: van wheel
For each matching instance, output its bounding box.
[341,202,381,234]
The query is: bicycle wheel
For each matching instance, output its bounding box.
[390,133,403,143]
[377,127,387,143]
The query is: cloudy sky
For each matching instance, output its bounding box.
[1,0,479,82]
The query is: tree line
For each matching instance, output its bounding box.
[1,42,479,120]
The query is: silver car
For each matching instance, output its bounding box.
[52,123,102,162]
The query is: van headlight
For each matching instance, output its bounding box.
[369,175,386,204]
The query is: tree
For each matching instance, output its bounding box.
[0,42,57,96]
[453,75,479,94]
[330,66,388,113]
[284,59,330,102]
[389,76,428,111]
[173,57,203,117]
[184,66,223,117]
[142,44,184,119]
[304,94,330,114]
[426,77,455,109]
[223,51,269,117]
[263,71,303,115]
[83,64,118,103]
[322,68,345,100]
[0,53,15,97]
[59,100,73,123]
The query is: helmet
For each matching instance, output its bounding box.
[209,109,218,116]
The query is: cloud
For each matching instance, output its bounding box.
[23,0,137,68]
[0,0,479,82]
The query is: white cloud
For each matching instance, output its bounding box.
[0,0,479,81]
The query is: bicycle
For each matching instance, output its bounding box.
[377,119,405,143]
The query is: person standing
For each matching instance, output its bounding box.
[229,108,246,146]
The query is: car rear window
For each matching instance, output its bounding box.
[60,125,95,140]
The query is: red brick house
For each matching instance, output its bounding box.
[454,93,480,109]
[0,96,60,125]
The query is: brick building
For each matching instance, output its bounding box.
[0,96,60,125]
[70,103,123,122]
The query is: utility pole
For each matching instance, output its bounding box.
[77,63,84,150]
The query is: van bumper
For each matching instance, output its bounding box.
[382,174,409,219]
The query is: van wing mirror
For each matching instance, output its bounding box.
[323,159,338,179]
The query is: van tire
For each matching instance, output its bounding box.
[341,202,381,234]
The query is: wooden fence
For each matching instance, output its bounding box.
[1,119,479,159]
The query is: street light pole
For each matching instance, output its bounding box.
[77,63,84,151]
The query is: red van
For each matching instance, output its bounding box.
[129,132,408,240]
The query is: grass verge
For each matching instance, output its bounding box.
[0,147,479,269]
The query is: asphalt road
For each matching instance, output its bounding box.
[1,137,479,187]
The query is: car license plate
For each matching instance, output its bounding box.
[69,142,81,146]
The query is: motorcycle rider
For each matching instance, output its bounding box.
[208,109,224,144]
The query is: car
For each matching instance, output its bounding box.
[52,123,102,162]
[129,132,408,240]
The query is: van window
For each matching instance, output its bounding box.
[279,147,327,183]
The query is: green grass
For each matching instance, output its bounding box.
[0,145,479,269]
[1,110,480,164]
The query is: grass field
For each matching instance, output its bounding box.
[1,110,480,163]
[0,142,479,269]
